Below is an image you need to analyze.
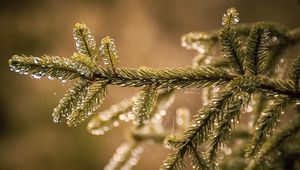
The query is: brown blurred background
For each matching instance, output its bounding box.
[1,0,300,169]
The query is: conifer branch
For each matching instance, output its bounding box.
[289,56,300,92]
[252,94,267,124]
[12,53,300,100]
[99,36,119,74]
[257,76,299,99]
[9,54,95,80]
[176,108,191,131]
[131,130,166,143]
[160,88,236,170]
[67,81,107,126]
[183,22,300,53]
[152,89,175,118]
[132,86,158,128]
[160,151,186,170]
[219,27,245,74]
[246,95,292,158]
[87,89,174,135]
[9,54,234,89]
[164,135,183,150]
[93,66,234,89]
[208,92,250,164]
[247,116,300,170]
[245,23,270,75]
[73,23,98,61]
[53,81,92,123]
[87,95,136,135]
[7,8,300,170]
[222,8,240,27]
[104,142,143,170]
[290,27,300,44]
[188,144,211,170]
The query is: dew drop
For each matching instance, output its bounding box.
[222,7,239,26]
[48,76,54,80]
[248,121,253,128]
[32,74,42,79]
[224,147,232,155]
[272,36,278,42]
[279,58,284,64]
[245,105,253,113]
[113,121,120,127]
[33,57,39,64]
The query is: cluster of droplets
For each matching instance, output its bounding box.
[73,23,97,59]
[176,108,190,130]
[131,88,157,126]
[201,88,210,106]
[104,143,143,170]
[211,85,220,97]
[53,107,67,123]
[11,56,57,80]
[87,116,120,135]
[181,32,209,54]
[9,56,40,79]
[246,99,255,113]
[222,7,239,26]
[99,36,119,67]
[131,98,147,126]
[274,57,286,78]
[74,63,93,78]
[243,98,255,127]
[67,83,106,126]
[164,135,180,150]
[218,146,233,162]
[87,97,136,135]
[200,85,219,107]
[70,53,95,78]
[150,91,175,123]
[9,54,95,81]
[52,82,90,123]
[221,146,232,156]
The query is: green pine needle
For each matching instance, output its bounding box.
[161,88,236,170]
[73,23,98,61]
[67,81,107,126]
[160,152,186,170]
[219,27,245,75]
[95,66,234,89]
[247,116,300,170]
[208,92,250,164]
[53,81,92,123]
[246,95,291,158]
[9,54,95,80]
[245,23,271,75]
[132,86,158,128]
[188,144,211,170]
[99,36,119,74]
[289,56,300,91]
